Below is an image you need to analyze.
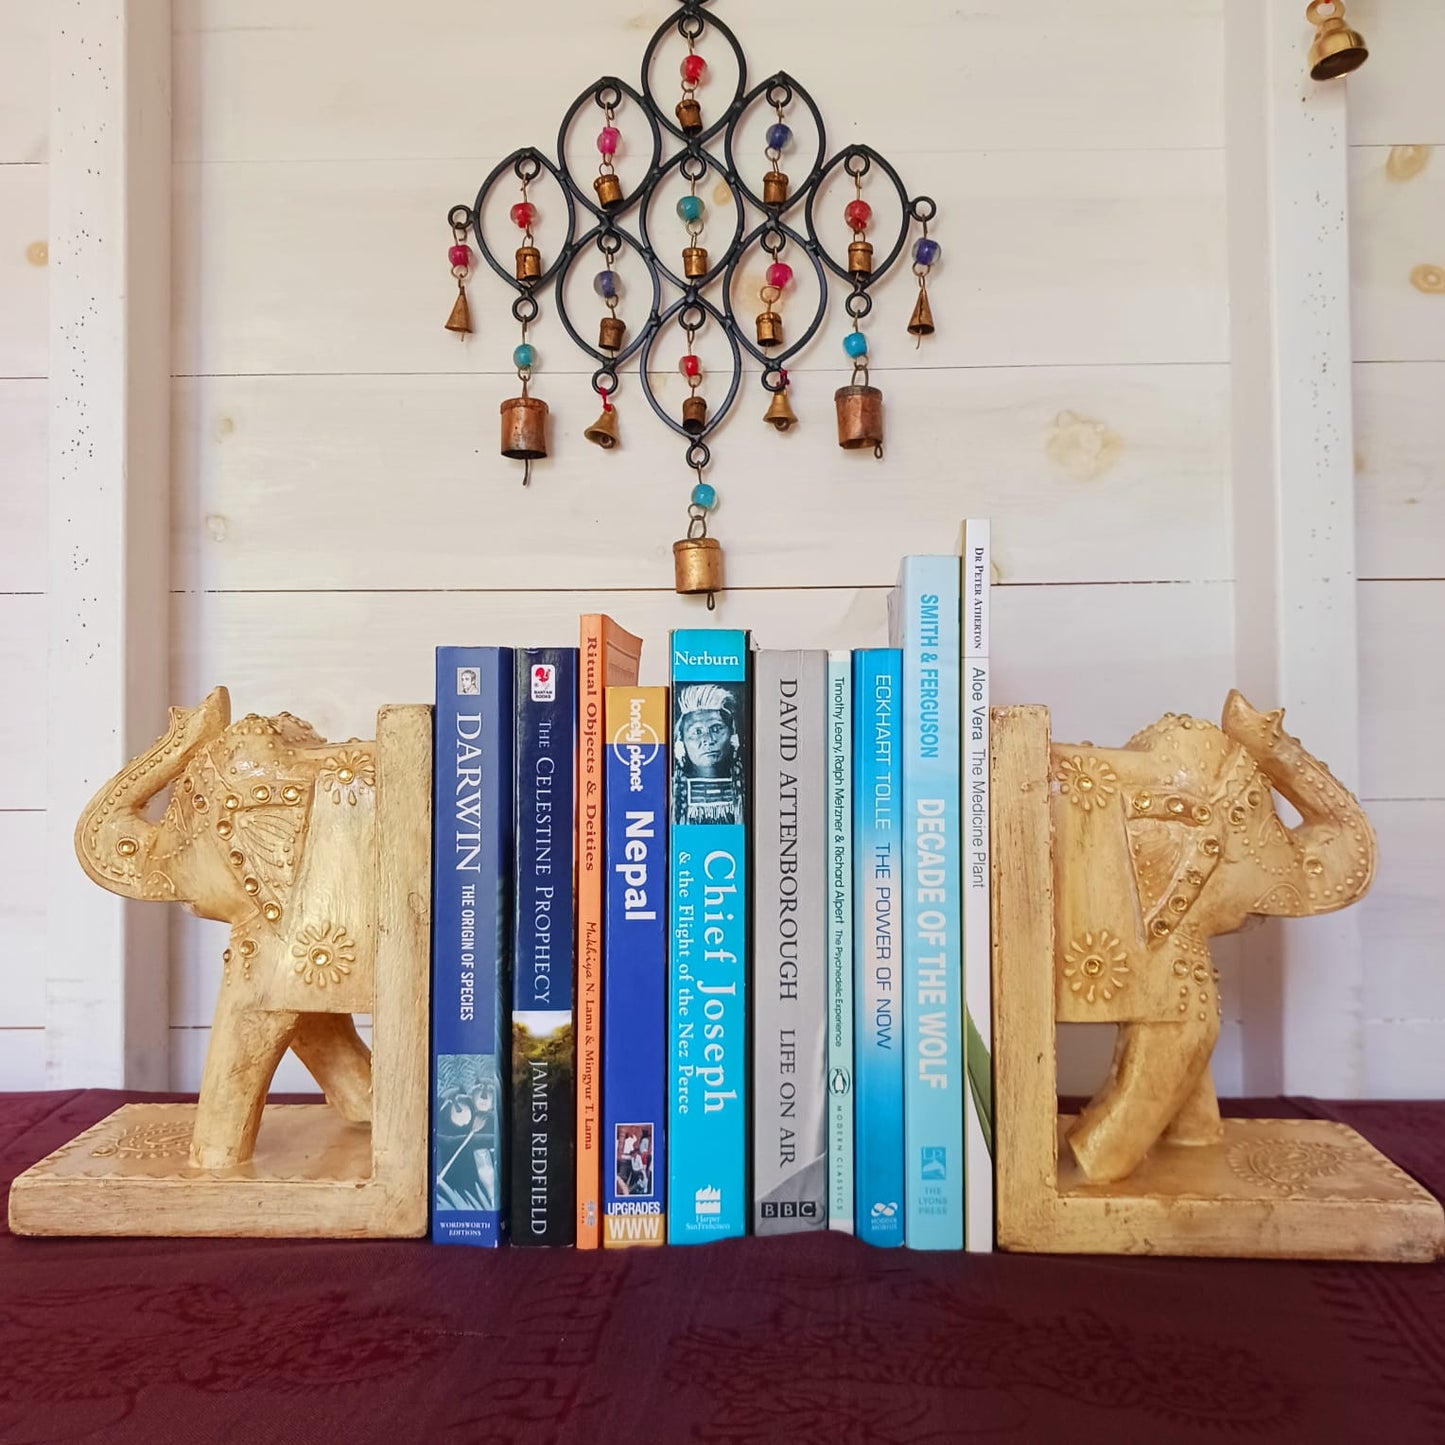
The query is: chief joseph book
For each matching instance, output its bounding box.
[888,557,965,1250]
[668,628,751,1243]
[576,615,643,1250]
[826,650,855,1235]
[511,647,578,1247]
[430,646,513,1247]
[602,684,668,1247]
[752,650,827,1235]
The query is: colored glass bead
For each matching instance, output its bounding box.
[510,201,536,229]
[513,342,536,369]
[677,194,705,225]
[766,121,792,152]
[681,53,706,84]
[597,126,620,156]
[765,261,793,290]
[680,353,701,378]
[845,199,872,230]
[593,269,621,300]
[843,330,868,358]
[913,236,941,266]
[691,480,717,509]
[448,243,472,268]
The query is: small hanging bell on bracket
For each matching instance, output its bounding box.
[835,381,884,457]
[501,395,549,484]
[763,170,789,205]
[763,388,797,432]
[755,309,783,348]
[584,393,619,449]
[682,395,708,435]
[598,315,627,351]
[674,533,724,606]
[907,287,934,339]
[444,286,471,335]
[515,245,542,281]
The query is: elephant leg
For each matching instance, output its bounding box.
[1163,1065,1223,1146]
[191,991,300,1170]
[290,1013,373,1124]
[1066,1008,1219,1183]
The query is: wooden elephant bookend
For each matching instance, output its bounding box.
[8,692,432,1239]
[992,697,1444,1261]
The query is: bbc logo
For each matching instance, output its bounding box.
[760,1200,821,1219]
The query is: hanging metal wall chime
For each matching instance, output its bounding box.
[442,0,939,605]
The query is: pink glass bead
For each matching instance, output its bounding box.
[448,243,472,268]
[766,261,793,289]
[845,199,872,231]
[680,353,702,378]
[681,53,706,84]
[597,126,620,156]
[510,201,536,229]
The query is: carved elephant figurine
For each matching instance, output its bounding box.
[75,688,377,1169]
[1052,690,1376,1183]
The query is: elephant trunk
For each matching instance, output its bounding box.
[74,688,231,899]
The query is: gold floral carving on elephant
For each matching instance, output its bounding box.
[1052,690,1376,1185]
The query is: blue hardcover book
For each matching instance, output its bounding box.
[668,628,750,1243]
[602,684,669,1247]
[826,650,855,1234]
[511,647,578,1246]
[852,647,904,1248]
[431,647,513,1247]
[887,557,964,1249]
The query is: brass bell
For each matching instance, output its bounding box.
[593,172,624,209]
[1307,0,1367,79]
[675,97,703,134]
[515,245,542,281]
[598,315,627,351]
[673,535,723,599]
[907,287,935,338]
[444,286,471,335]
[835,383,883,456]
[762,170,789,206]
[501,395,549,483]
[584,405,619,450]
[755,309,783,348]
[848,239,874,277]
[682,245,709,279]
[682,395,708,434]
[763,389,797,432]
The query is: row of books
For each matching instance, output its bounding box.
[429,520,994,1250]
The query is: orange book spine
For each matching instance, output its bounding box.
[576,614,643,1247]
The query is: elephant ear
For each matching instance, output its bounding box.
[1128,819,1183,918]
[235,804,307,902]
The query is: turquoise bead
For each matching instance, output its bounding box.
[843,330,869,358]
[691,480,717,509]
[513,342,536,369]
[676,194,705,225]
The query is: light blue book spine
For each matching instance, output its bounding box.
[667,628,750,1243]
[826,651,855,1234]
[887,556,964,1249]
[852,648,904,1248]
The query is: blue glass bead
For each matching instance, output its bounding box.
[691,480,717,509]
[843,330,869,359]
[766,121,792,151]
[513,342,536,369]
[913,236,941,266]
[593,269,620,300]
[676,194,705,225]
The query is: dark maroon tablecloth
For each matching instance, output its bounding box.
[2,1092,1442,1445]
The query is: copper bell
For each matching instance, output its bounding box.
[848,239,874,277]
[682,246,709,279]
[593,172,624,209]
[598,315,627,351]
[673,536,723,598]
[755,309,783,348]
[675,97,703,134]
[501,395,549,473]
[1306,0,1367,79]
[584,406,619,449]
[515,245,542,281]
[444,287,471,335]
[762,170,789,206]
[907,288,935,338]
[835,384,884,456]
[763,389,797,432]
[682,395,708,434]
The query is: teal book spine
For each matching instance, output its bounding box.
[826,651,855,1234]
[852,647,904,1247]
[887,556,964,1249]
[667,629,750,1242]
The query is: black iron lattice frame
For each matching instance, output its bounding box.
[447,0,936,476]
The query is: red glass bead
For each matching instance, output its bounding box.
[597,126,620,156]
[510,201,536,230]
[680,53,706,85]
[845,199,872,231]
[680,353,702,378]
[448,243,471,268]
[766,261,793,290]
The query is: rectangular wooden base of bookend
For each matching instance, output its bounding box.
[9,704,432,1240]
[991,705,1445,1263]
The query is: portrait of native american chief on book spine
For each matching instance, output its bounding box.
[672,682,747,826]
